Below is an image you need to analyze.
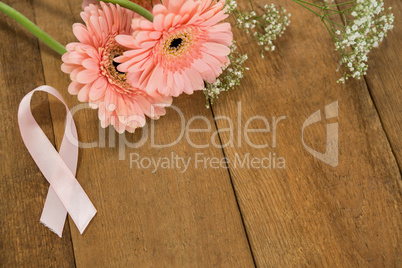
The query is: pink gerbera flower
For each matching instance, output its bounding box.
[82,0,153,11]
[62,3,171,133]
[115,0,233,97]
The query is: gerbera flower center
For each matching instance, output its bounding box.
[157,27,208,72]
[169,38,183,49]
[100,35,133,95]
[112,57,124,75]
[104,47,125,77]
[163,32,192,57]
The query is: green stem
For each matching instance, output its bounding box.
[290,1,322,20]
[322,20,336,42]
[248,0,255,12]
[291,0,344,28]
[327,0,356,7]
[292,0,340,13]
[98,0,153,22]
[0,1,66,55]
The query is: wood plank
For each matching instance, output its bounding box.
[0,1,75,266]
[33,0,255,266]
[363,0,402,170]
[212,0,402,266]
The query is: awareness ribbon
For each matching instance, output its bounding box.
[18,85,96,237]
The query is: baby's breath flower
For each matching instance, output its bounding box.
[292,0,394,83]
[204,41,248,107]
[333,0,394,82]
[225,0,238,14]
[234,3,290,58]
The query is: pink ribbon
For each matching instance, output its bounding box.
[18,85,96,237]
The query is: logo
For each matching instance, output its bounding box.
[302,101,339,167]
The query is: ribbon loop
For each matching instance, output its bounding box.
[18,85,96,237]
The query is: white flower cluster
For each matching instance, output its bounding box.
[235,4,291,58]
[204,42,248,107]
[334,0,394,83]
[224,0,238,13]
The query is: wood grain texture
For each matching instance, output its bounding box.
[32,0,254,266]
[363,0,402,170]
[1,0,401,266]
[0,1,75,267]
[212,0,402,266]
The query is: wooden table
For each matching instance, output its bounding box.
[1,0,400,266]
